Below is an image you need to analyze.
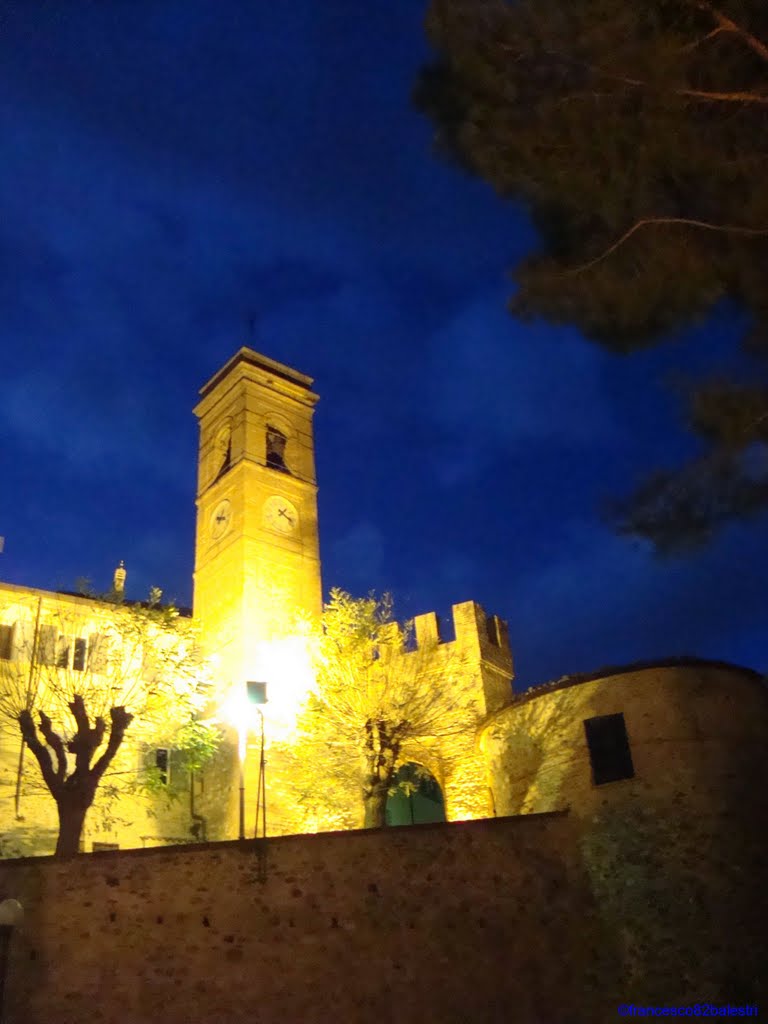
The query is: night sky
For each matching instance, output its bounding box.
[1,2,765,691]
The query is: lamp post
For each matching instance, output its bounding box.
[224,680,269,840]
[246,681,268,840]
[237,714,247,841]
[0,899,23,1024]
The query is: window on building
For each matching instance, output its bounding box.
[0,624,14,661]
[72,638,87,672]
[155,748,170,786]
[584,713,635,786]
[37,624,57,666]
[88,634,109,674]
[486,615,501,646]
[266,426,289,473]
[55,635,70,669]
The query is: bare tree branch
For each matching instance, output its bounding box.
[37,710,67,781]
[91,707,134,785]
[18,710,61,798]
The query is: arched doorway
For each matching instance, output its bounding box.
[386,762,446,826]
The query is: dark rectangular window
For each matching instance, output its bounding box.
[55,636,70,669]
[0,624,13,661]
[486,615,502,646]
[88,633,108,673]
[584,713,634,786]
[155,748,170,785]
[37,624,57,666]
[72,638,87,672]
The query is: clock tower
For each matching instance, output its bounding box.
[193,348,322,694]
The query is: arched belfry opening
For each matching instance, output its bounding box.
[266,424,290,473]
[386,762,446,826]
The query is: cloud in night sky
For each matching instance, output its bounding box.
[426,297,617,487]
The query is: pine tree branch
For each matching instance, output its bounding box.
[693,1,768,64]
[680,27,730,53]
[562,218,768,277]
[511,47,768,105]
[677,87,768,105]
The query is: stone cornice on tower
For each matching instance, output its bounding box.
[195,348,319,420]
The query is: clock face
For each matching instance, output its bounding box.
[262,495,298,535]
[210,498,232,539]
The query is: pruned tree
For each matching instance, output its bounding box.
[285,589,471,829]
[417,0,768,550]
[0,590,218,856]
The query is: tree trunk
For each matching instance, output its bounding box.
[363,782,389,828]
[55,797,91,857]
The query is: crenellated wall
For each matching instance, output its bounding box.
[378,600,514,822]
[413,600,513,715]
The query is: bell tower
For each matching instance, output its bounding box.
[193,348,322,690]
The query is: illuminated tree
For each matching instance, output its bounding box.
[287,590,470,829]
[417,0,768,550]
[0,591,217,857]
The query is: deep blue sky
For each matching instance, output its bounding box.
[1,2,765,690]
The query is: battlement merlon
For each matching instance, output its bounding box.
[414,601,514,714]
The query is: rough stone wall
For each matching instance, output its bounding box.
[480,662,768,1003]
[481,662,768,820]
[0,814,615,1024]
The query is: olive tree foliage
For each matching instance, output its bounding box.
[417,0,768,552]
[282,589,471,830]
[0,590,218,856]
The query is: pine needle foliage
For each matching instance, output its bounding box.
[418,0,768,550]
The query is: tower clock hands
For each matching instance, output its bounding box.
[263,496,298,534]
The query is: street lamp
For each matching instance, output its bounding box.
[221,679,269,840]
[246,681,268,841]
[0,899,23,1024]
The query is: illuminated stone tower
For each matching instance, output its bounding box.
[193,348,322,692]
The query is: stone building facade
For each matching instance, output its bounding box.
[1,348,766,1012]
[1,348,766,868]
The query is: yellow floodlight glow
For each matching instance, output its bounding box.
[243,634,316,739]
[219,682,258,759]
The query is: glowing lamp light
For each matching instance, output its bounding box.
[244,635,316,739]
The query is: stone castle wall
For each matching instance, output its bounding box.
[0,814,615,1024]
[481,661,768,1002]
[481,660,768,820]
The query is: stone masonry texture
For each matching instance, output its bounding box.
[1,813,615,1024]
